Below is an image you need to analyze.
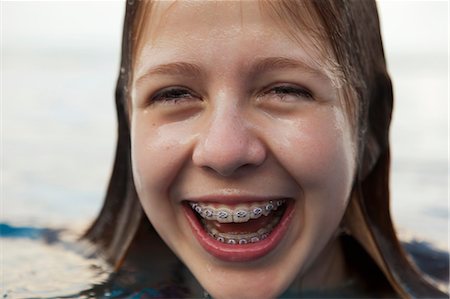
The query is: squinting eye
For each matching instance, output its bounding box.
[262,84,313,101]
[150,87,200,104]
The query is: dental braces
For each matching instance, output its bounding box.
[189,200,285,222]
[213,233,269,245]
[204,214,280,245]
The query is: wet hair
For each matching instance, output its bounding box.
[84,1,446,297]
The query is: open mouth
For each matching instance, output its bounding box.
[189,200,286,245]
[183,198,294,262]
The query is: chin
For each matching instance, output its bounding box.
[196,268,290,299]
[179,228,307,299]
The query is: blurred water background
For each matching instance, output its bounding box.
[1,1,448,298]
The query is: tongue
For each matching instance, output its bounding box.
[204,215,275,234]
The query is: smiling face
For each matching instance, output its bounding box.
[129,1,356,298]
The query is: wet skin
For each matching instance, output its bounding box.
[130,1,356,298]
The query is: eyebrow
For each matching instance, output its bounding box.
[135,62,203,86]
[135,56,329,86]
[250,57,327,79]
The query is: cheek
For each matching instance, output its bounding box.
[130,113,203,249]
[268,107,356,273]
[130,113,197,231]
[131,113,194,194]
[270,107,356,211]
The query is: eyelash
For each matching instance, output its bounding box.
[150,87,199,104]
[261,84,313,101]
[149,84,313,105]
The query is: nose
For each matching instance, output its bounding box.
[192,106,266,177]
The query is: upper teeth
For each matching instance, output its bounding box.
[189,200,285,223]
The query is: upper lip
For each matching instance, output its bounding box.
[184,195,290,205]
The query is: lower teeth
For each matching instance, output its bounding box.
[204,215,281,245]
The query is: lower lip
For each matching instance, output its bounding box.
[183,200,295,263]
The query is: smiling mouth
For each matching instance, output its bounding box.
[189,200,287,245]
[183,197,295,262]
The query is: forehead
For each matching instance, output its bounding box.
[160,2,261,25]
[146,1,277,39]
[134,1,335,80]
[148,2,274,55]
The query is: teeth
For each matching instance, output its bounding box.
[250,207,263,219]
[216,208,233,223]
[201,208,214,220]
[233,209,250,223]
[262,202,275,216]
[250,236,260,243]
[202,215,281,245]
[189,200,286,223]
[190,200,287,245]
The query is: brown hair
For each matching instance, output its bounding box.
[84,1,446,297]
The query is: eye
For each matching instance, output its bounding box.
[150,87,200,104]
[260,84,313,102]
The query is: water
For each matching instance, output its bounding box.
[2,223,448,298]
[2,1,448,298]
[1,224,111,299]
[388,52,448,249]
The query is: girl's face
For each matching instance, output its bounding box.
[130,2,356,298]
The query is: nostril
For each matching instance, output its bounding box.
[200,163,245,177]
[200,160,264,178]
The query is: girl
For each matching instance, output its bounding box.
[84,1,447,298]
